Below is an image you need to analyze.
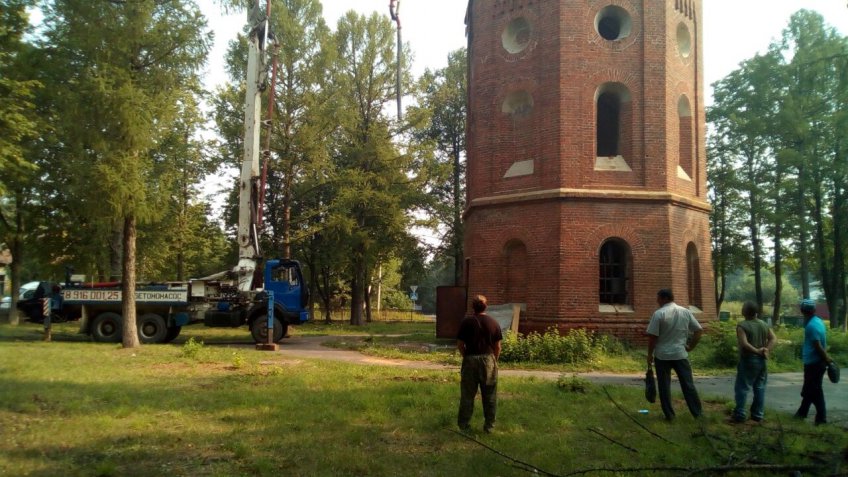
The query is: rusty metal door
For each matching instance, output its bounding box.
[436,286,467,339]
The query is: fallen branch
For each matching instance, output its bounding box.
[602,386,675,445]
[586,427,638,453]
[448,429,562,477]
[682,463,820,476]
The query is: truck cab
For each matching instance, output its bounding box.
[264,259,309,324]
[200,258,310,343]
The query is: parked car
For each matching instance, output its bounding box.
[1,282,41,319]
[16,281,68,323]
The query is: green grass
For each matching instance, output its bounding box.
[2,322,846,476]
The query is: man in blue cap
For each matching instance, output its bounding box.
[794,298,833,425]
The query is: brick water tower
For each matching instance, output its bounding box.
[463,0,716,341]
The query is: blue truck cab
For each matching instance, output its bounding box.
[264,258,310,325]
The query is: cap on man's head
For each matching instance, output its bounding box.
[800,299,816,313]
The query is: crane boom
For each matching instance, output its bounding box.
[235,0,270,293]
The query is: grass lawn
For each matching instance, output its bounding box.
[1,321,846,476]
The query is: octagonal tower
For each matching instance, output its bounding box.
[463,0,716,341]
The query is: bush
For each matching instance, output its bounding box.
[705,320,739,368]
[181,337,205,360]
[500,327,607,366]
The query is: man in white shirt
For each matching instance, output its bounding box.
[646,288,703,420]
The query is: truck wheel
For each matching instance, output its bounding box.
[137,313,168,344]
[251,315,286,344]
[92,312,122,343]
[163,326,182,343]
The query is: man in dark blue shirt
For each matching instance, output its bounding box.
[457,295,503,433]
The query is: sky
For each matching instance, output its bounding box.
[201,0,848,102]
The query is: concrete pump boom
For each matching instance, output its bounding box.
[236,0,271,293]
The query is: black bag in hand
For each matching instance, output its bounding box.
[827,362,840,384]
[645,367,657,403]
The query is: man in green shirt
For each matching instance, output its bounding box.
[732,301,776,422]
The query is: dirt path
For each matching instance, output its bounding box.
[274,335,847,424]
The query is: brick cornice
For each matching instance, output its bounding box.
[467,188,712,213]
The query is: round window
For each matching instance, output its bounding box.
[502,17,532,54]
[595,6,632,41]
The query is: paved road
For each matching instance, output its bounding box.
[275,335,847,424]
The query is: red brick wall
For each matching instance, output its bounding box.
[464,0,715,344]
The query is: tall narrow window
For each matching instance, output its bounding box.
[597,92,620,157]
[599,239,631,305]
[686,242,702,309]
[595,83,632,161]
[678,95,693,179]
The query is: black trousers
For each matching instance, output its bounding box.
[796,362,827,424]
[655,358,702,419]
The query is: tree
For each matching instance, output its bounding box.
[330,11,422,325]
[412,48,467,285]
[0,0,38,187]
[706,130,747,311]
[41,0,210,347]
[136,91,230,280]
[707,10,848,328]
[0,0,40,325]
[773,11,848,329]
[709,55,775,313]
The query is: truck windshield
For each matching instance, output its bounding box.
[271,266,298,286]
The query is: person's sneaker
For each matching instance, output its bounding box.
[483,423,495,434]
[458,424,472,433]
[750,416,764,423]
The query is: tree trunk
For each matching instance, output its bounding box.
[349,262,365,326]
[713,195,729,311]
[452,143,463,286]
[772,226,783,325]
[364,281,372,323]
[282,174,292,259]
[319,265,332,323]
[8,210,23,326]
[748,190,764,311]
[364,265,372,323]
[797,164,811,299]
[122,215,140,348]
[812,179,835,322]
[830,181,847,330]
[109,224,123,281]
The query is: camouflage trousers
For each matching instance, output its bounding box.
[458,354,498,429]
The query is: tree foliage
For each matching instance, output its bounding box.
[411,48,467,286]
[707,10,848,328]
[32,0,211,345]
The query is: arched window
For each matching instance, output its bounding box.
[595,83,632,160]
[599,239,631,305]
[504,240,528,304]
[686,242,702,309]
